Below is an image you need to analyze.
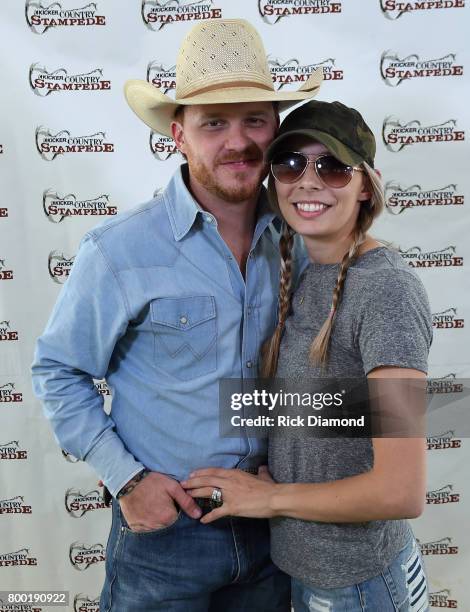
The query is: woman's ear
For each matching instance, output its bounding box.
[357,174,372,202]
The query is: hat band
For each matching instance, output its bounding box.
[178,80,275,100]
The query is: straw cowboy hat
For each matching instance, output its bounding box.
[124,19,323,137]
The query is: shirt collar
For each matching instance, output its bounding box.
[164,165,201,241]
[164,163,280,242]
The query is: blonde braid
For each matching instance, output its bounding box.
[309,228,365,365]
[310,164,383,366]
[261,222,295,377]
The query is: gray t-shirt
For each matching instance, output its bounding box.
[269,246,432,588]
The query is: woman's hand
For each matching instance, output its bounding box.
[181,465,278,524]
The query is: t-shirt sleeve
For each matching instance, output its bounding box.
[356,269,433,375]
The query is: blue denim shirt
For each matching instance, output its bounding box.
[32,165,285,497]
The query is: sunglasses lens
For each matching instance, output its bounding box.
[271,152,307,183]
[316,155,354,188]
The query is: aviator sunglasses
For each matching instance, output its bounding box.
[271,151,364,188]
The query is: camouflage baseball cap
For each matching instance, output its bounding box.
[266,100,376,168]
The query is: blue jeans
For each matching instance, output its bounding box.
[100,500,291,611]
[292,535,429,611]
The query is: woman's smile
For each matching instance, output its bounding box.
[292,200,332,218]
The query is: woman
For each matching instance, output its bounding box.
[182,100,432,611]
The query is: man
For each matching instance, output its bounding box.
[32,18,321,611]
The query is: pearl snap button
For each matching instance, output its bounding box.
[180,316,188,324]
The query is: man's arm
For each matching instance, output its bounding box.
[31,233,144,497]
[32,231,203,526]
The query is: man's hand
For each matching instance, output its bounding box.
[119,471,202,532]
[181,466,278,524]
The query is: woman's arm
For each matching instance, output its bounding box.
[182,367,427,524]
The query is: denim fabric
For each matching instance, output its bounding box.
[291,535,429,612]
[100,500,291,611]
[31,165,293,496]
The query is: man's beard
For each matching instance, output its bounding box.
[187,144,267,203]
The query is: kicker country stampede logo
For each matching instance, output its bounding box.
[146,63,179,161]
[0,321,19,342]
[48,250,75,283]
[380,0,465,20]
[399,245,463,268]
[73,594,100,612]
[268,57,342,88]
[147,60,176,94]
[0,604,43,612]
[0,382,23,404]
[385,182,464,214]
[65,489,107,517]
[382,117,464,152]
[95,379,110,395]
[146,62,179,159]
[429,589,459,609]
[427,373,464,395]
[25,1,106,34]
[36,127,114,161]
[380,51,463,87]
[432,307,465,329]
[0,441,28,460]
[29,63,111,95]
[0,548,37,567]
[427,429,462,450]
[0,602,44,612]
[0,259,14,281]
[419,537,459,556]
[43,189,117,222]
[0,496,32,515]
[0,608,43,612]
[426,376,464,451]
[426,484,460,505]
[141,0,223,31]
[69,542,105,570]
[150,131,178,160]
[258,0,341,24]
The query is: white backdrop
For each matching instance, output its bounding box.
[0,1,469,610]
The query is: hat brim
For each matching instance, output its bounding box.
[124,74,323,137]
[265,128,365,167]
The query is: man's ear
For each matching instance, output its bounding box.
[171,120,186,154]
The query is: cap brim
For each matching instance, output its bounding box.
[124,71,323,137]
[265,128,364,167]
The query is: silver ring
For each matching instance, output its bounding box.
[211,487,223,507]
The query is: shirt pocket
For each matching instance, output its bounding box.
[150,295,217,381]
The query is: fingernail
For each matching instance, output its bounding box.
[193,508,202,518]
[189,472,195,477]
[180,480,187,486]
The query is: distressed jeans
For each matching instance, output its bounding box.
[100,500,291,611]
[292,535,429,612]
